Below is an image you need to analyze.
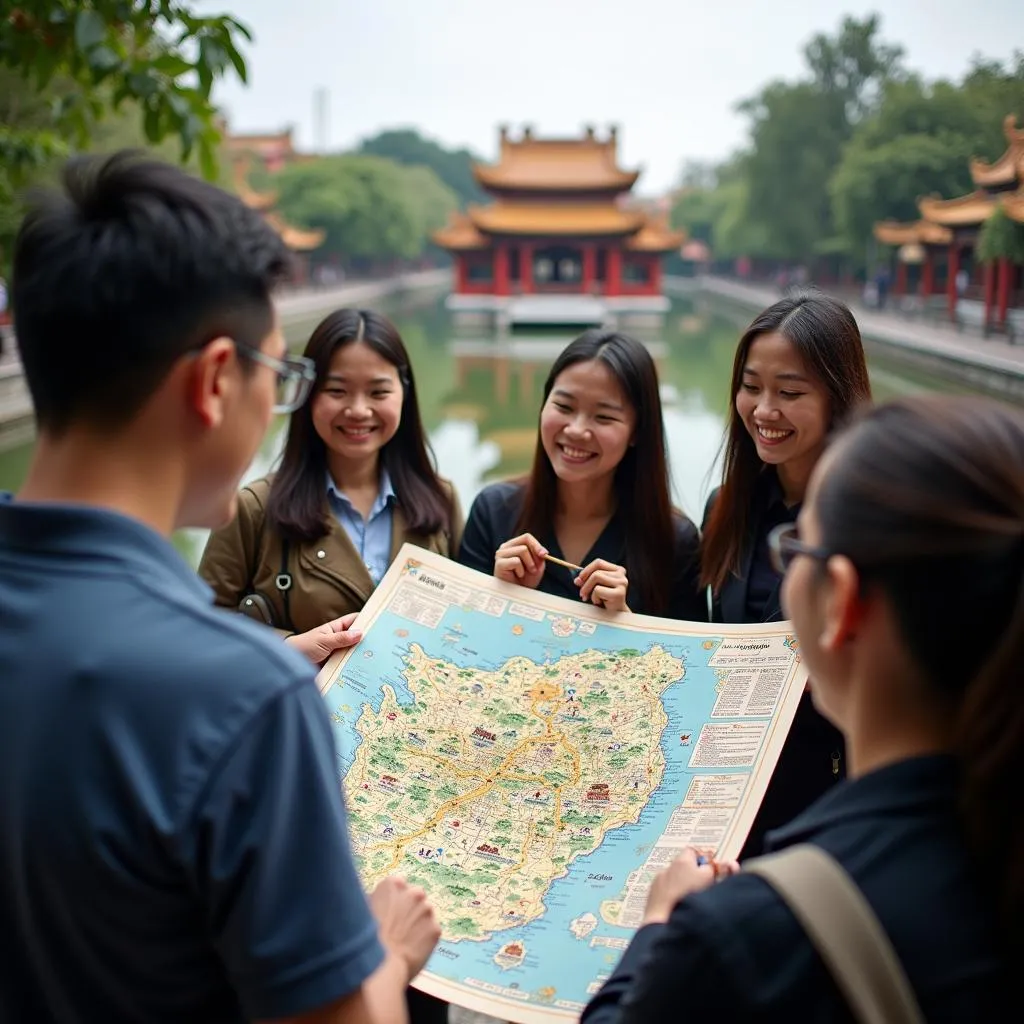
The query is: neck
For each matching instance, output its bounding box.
[840,674,954,779]
[775,453,817,506]
[555,474,616,521]
[17,429,184,537]
[327,451,381,493]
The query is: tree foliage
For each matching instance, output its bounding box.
[357,128,485,208]
[1,2,251,181]
[273,155,459,267]
[978,208,1024,264]
[670,11,1024,272]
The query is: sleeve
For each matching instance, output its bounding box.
[457,487,500,575]
[188,680,385,1019]
[581,904,740,1023]
[668,516,709,622]
[197,487,263,610]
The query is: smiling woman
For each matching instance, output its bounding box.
[700,290,872,859]
[197,307,462,655]
[458,329,706,621]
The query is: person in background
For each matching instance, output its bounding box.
[459,329,705,621]
[701,292,871,858]
[199,306,460,1024]
[583,395,1018,1021]
[0,152,438,1023]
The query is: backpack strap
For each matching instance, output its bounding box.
[745,845,925,1024]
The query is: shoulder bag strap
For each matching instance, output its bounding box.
[274,539,295,633]
[745,845,925,1024]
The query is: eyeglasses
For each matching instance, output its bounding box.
[768,522,833,575]
[236,343,316,414]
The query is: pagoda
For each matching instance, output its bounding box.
[223,126,326,280]
[433,125,684,324]
[873,114,1024,332]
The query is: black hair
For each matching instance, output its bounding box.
[266,308,454,541]
[11,150,292,435]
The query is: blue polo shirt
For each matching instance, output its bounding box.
[0,496,384,1022]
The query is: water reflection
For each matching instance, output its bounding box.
[0,292,983,568]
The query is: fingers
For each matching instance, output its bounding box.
[327,611,360,632]
[495,533,548,584]
[576,560,628,608]
[326,627,362,651]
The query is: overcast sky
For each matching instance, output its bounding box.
[214,0,1022,194]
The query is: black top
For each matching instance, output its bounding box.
[459,480,706,621]
[582,755,1008,1023]
[704,470,845,858]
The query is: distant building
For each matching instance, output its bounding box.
[873,113,1023,332]
[221,125,325,277]
[434,125,684,325]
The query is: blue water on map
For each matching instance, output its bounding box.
[323,589,768,1016]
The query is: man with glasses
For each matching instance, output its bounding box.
[0,152,438,1023]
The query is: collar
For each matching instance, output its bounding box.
[0,493,211,602]
[326,468,396,517]
[764,754,959,851]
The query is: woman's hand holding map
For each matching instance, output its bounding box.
[494,531,631,610]
[641,848,741,926]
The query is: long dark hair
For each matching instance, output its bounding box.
[266,308,453,542]
[816,395,1024,948]
[515,329,675,614]
[701,290,871,593]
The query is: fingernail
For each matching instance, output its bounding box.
[574,576,581,585]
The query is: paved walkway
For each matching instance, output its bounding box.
[695,276,1024,379]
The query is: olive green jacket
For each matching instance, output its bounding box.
[198,475,463,636]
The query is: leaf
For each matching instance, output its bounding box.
[152,53,193,78]
[87,45,121,75]
[225,42,247,84]
[74,10,106,53]
[199,138,218,182]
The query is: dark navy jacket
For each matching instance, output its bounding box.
[583,756,1008,1023]
[459,480,706,621]
[703,473,845,858]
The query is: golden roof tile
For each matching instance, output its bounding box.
[432,212,489,250]
[1002,191,1024,224]
[264,211,324,252]
[873,219,952,246]
[969,114,1024,189]
[918,191,996,227]
[468,202,645,236]
[625,214,686,252]
[474,126,639,192]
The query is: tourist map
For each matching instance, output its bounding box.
[317,545,808,1023]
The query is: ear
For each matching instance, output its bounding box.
[819,555,863,652]
[187,337,237,429]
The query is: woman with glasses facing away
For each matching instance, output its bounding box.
[458,329,706,622]
[584,395,1018,1022]
[700,292,871,859]
[199,308,461,1024]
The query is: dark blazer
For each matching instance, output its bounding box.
[459,481,707,621]
[703,476,845,859]
[582,756,1008,1023]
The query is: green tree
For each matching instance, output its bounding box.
[358,128,485,207]
[978,207,1024,265]
[1,2,252,181]
[273,155,458,268]
[737,13,905,261]
[829,57,1024,258]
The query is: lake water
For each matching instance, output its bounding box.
[0,289,973,566]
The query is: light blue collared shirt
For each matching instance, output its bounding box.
[326,470,396,586]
